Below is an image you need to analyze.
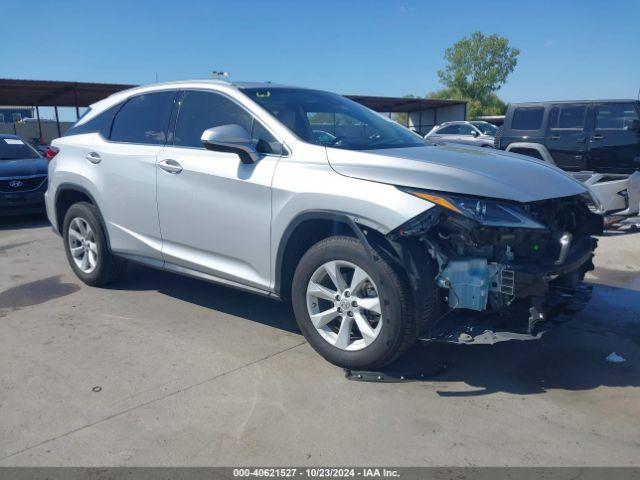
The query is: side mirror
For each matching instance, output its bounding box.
[470,130,480,138]
[201,124,259,164]
[627,119,640,132]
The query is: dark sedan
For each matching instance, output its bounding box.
[0,134,48,217]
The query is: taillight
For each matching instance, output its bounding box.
[45,146,59,161]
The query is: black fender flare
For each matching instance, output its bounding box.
[273,210,382,297]
[54,183,112,250]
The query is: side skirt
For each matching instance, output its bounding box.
[115,253,279,300]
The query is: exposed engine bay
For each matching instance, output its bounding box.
[386,191,603,343]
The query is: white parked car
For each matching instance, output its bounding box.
[425,120,497,147]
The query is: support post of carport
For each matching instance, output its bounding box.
[73,88,80,120]
[54,106,61,138]
[35,106,43,143]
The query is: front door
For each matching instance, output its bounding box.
[588,102,640,174]
[156,90,283,291]
[545,104,589,171]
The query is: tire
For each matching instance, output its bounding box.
[62,202,126,286]
[291,236,416,370]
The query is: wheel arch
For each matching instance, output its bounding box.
[505,142,555,164]
[54,183,111,249]
[274,210,397,300]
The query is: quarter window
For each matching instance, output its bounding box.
[511,107,544,130]
[110,91,176,145]
[65,104,122,138]
[595,103,640,130]
[174,90,282,154]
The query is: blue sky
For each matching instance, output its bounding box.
[2,0,639,105]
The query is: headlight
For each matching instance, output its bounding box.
[401,188,547,229]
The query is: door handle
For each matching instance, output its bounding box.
[550,135,560,140]
[85,152,102,164]
[158,159,183,174]
[592,135,604,141]
[576,137,586,143]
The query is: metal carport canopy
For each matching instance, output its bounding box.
[346,95,465,112]
[0,78,466,112]
[0,78,136,107]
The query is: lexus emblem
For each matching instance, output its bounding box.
[9,180,24,188]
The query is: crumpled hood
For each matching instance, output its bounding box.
[326,144,586,203]
[0,157,48,178]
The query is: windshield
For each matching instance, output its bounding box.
[470,121,498,136]
[0,137,41,160]
[240,87,426,151]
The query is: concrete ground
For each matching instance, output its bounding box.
[0,216,639,467]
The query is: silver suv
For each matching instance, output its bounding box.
[46,80,602,370]
[425,120,497,147]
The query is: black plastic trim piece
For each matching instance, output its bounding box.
[273,210,380,297]
[53,183,111,250]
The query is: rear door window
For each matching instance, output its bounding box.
[110,91,176,145]
[595,103,640,130]
[548,105,587,130]
[511,107,544,130]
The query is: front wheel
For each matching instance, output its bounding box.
[291,236,416,370]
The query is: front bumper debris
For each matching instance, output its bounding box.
[385,193,602,343]
[422,282,593,344]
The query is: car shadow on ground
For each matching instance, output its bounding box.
[113,263,300,334]
[113,264,640,396]
[384,318,640,396]
[0,213,49,231]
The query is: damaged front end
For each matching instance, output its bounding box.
[387,189,603,344]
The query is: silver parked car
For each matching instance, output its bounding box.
[45,80,602,370]
[425,120,497,147]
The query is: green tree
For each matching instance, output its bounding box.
[428,87,506,120]
[426,32,518,119]
[438,31,519,101]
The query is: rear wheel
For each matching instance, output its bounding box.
[62,202,126,286]
[291,236,416,370]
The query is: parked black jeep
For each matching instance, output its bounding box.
[496,100,640,175]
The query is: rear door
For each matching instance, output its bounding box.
[545,104,589,171]
[86,90,177,260]
[588,102,640,174]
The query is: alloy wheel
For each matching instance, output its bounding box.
[68,217,98,274]
[306,260,382,351]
